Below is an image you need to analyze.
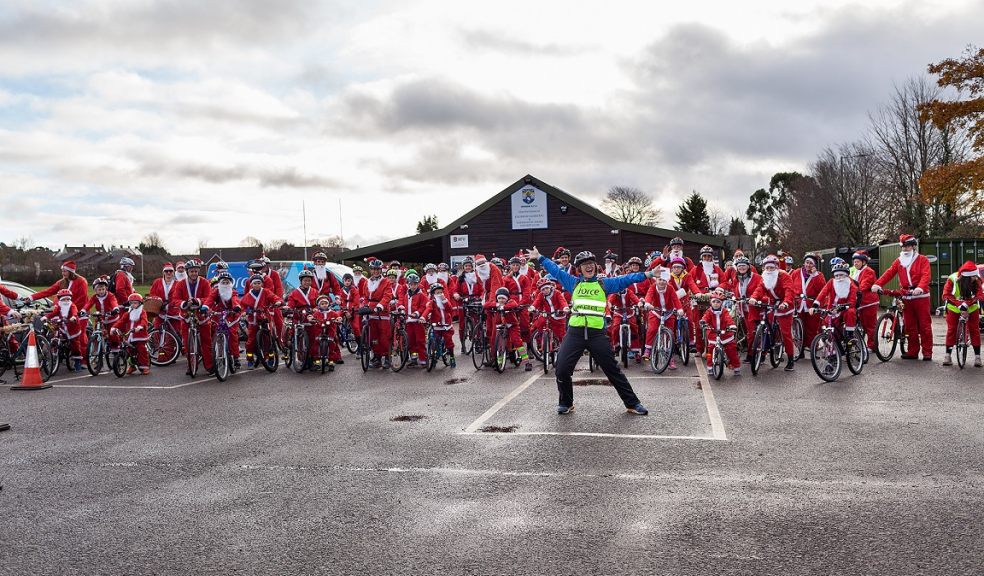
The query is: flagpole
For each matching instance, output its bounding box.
[338,197,344,246]
[303,200,308,262]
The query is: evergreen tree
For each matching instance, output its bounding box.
[675,191,712,235]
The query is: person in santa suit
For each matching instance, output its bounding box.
[642,267,685,367]
[239,274,283,369]
[529,278,569,347]
[453,257,485,349]
[777,250,790,272]
[207,261,229,286]
[515,254,537,284]
[82,276,121,339]
[113,257,136,302]
[109,293,151,375]
[311,252,342,303]
[606,287,641,361]
[311,294,344,370]
[174,260,187,282]
[791,253,826,358]
[360,259,394,369]
[339,273,361,347]
[388,260,406,286]
[940,260,984,367]
[850,251,879,353]
[722,256,762,363]
[398,272,430,367]
[720,249,758,287]
[28,260,89,361]
[171,259,215,375]
[669,257,701,351]
[421,283,457,367]
[286,269,321,362]
[203,272,242,369]
[385,268,407,311]
[504,256,533,341]
[474,254,503,303]
[148,262,180,332]
[872,234,934,360]
[623,257,652,303]
[45,289,85,371]
[699,289,742,376]
[648,237,696,271]
[691,246,724,294]
[486,287,530,370]
[750,254,797,371]
[254,258,286,342]
[552,247,573,276]
[351,265,368,292]
[436,263,455,292]
[602,251,622,277]
[810,261,859,341]
[419,263,445,294]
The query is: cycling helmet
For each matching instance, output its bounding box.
[92,275,109,287]
[353,265,365,273]
[670,257,686,267]
[428,283,445,295]
[572,251,596,267]
[56,289,72,300]
[119,257,135,267]
[803,253,820,266]
[491,257,505,268]
[316,294,332,304]
[405,273,420,283]
[784,255,794,265]
[247,260,264,272]
[185,259,202,269]
[127,293,143,303]
[508,256,523,265]
[831,262,851,275]
[248,274,265,286]
[709,289,726,301]
[669,237,684,247]
[604,251,618,261]
[734,256,751,267]
[852,251,869,262]
[367,260,383,269]
[216,272,233,283]
[437,263,449,271]
[312,251,328,261]
[699,245,714,256]
[462,256,474,265]
[424,263,437,272]
[386,269,399,277]
[495,287,510,299]
[389,260,401,268]
[215,261,229,271]
[544,274,557,282]
[553,247,571,258]
[762,255,780,267]
[626,256,643,267]
[829,256,846,266]
[298,269,315,280]
[537,278,554,290]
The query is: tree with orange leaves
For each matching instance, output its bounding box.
[918,46,984,211]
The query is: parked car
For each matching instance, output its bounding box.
[1,280,52,309]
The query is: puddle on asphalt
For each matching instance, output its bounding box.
[390,415,427,422]
[573,379,611,386]
[479,425,519,433]
[444,377,469,385]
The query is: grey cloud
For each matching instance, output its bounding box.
[460,29,591,57]
[138,160,338,189]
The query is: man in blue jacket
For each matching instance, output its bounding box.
[527,246,660,416]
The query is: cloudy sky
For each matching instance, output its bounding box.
[0,0,981,254]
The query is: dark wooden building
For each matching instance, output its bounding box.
[337,175,723,266]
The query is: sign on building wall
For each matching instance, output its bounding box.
[449,255,471,271]
[511,186,548,229]
[450,234,469,249]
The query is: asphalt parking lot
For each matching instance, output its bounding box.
[1,317,982,575]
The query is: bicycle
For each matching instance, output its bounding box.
[246,305,281,372]
[610,305,638,368]
[792,296,810,360]
[85,311,113,376]
[530,309,566,374]
[459,297,484,356]
[211,309,241,382]
[489,306,522,373]
[389,310,409,372]
[470,303,492,371]
[749,302,785,375]
[809,305,865,382]
[44,316,76,376]
[182,309,206,377]
[701,323,738,381]
[337,311,359,354]
[646,307,678,374]
[954,306,971,369]
[0,311,54,384]
[425,323,455,372]
[357,307,373,372]
[314,315,341,374]
[110,330,143,378]
[147,312,182,367]
[728,296,750,357]
[874,289,910,362]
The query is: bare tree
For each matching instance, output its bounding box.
[601,186,662,225]
[810,143,894,248]
[239,236,263,248]
[780,174,845,256]
[314,235,346,249]
[707,209,730,236]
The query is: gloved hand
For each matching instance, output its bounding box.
[959,303,968,312]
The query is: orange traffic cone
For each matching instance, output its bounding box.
[11,328,51,391]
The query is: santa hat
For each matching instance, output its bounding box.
[899,234,918,247]
[852,251,869,262]
[162,262,175,271]
[61,260,77,272]
[176,260,186,269]
[959,261,980,277]
[474,254,487,265]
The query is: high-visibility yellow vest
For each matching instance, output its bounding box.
[569,280,607,329]
[947,273,980,314]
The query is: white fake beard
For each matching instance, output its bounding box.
[219,284,234,302]
[899,251,915,268]
[59,301,71,317]
[605,263,615,274]
[702,261,713,276]
[437,271,449,282]
[833,278,851,299]
[314,265,327,280]
[519,265,529,276]
[426,272,438,283]
[763,271,779,290]
[464,272,477,284]
[476,264,490,282]
[435,296,447,308]
[175,271,187,281]
[129,307,142,322]
[671,250,683,259]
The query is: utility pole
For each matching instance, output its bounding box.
[303,200,308,262]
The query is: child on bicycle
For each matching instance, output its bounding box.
[109,293,150,375]
[941,261,984,367]
[486,287,531,371]
[421,283,456,368]
[240,274,283,369]
[204,272,242,369]
[643,268,685,368]
[83,276,121,335]
[606,288,641,362]
[45,289,85,371]
[311,294,343,370]
[810,262,858,338]
[699,289,741,375]
[400,272,430,367]
[530,278,569,344]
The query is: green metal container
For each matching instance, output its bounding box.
[878,238,984,311]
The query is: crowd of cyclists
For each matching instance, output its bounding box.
[2,232,982,387]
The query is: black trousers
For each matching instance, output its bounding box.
[555,326,641,408]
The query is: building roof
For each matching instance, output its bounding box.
[337,174,723,261]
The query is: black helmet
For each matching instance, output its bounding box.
[298,269,315,280]
[495,287,510,299]
[669,237,684,247]
[573,250,596,267]
[428,283,444,295]
[247,260,265,272]
[604,251,618,261]
[216,272,233,283]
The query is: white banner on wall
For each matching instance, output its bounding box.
[450,234,469,248]
[511,186,548,230]
[449,255,471,271]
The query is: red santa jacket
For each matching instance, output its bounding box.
[422,298,455,328]
[455,272,485,303]
[286,286,320,310]
[112,308,150,342]
[419,274,448,296]
[875,254,931,300]
[113,269,134,302]
[360,276,393,310]
[0,285,17,317]
[477,265,504,303]
[648,255,696,272]
[669,272,700,303]
[751,271,795,316]
[701,307,737,344]
[46,303,83,339]
[339,285,360,311]
[239,287,282,324]
[644,284,683,313]
[627,277,652,302]
[530,289,568,314]
[815,278,860,309]
[34,276,89,311]
[485,297,520,325]
[203,287,241,329]
[267,270,285,299]
[83,293,120,326]
[790,268,826,312]
[399,287,430,320]
[851,265,880,309]
[313,270,342,301]
[607,290,639,318]
[723,271,763,301]
[170,277,211,309]
[502,272,533,306]
[691,262,725,293]
[149,277,181,317]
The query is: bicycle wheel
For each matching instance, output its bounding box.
[750,325,766,375]
[792,316,804,360]
[810,333,841,382]
[735,320,747,357]
[874,313,898,362]
[846,331,864,375]
[390,329,408,373]
[283,324,295,370]
[112,347,128,378]
[956,320,968,369]
[677,317,690,366]
[426,329,438,373]
[769,324,783,368]
[461,318,475,356]
[257,329,278,372]
[187,330,200,377]
[471,331,485,371]
[897,319,908,356]
[493,331,507,373]
[856,326,869,364]
[148,327,180,366]
[214,333,229,382]
[318,337,331,374]
[528,329,544,362]
[87,333,105,376]
[291,329,308,374]
[360,322,371,372]
[541,330,552,374]
[651,326,672,374]
[712,345,724,381]
[344,323,358,354]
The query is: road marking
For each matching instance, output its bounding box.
[536,375,697,381]
[463,371,541,433]
[460,431,722,441]
[694,362,728,440]
[51,367,265,390]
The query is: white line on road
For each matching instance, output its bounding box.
[50,368,265,390]
[460,430,722,441]
[463,371,541,433]
[695,362,728,440]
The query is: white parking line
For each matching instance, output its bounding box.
[461,431,722,441]
[463,371,541,433]
[50,367,265,390]
[694,362,728,440]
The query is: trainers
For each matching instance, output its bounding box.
[73,359,83,372]
[943,353,953,366]
[733,367,741,376]
[246,360,255,370]
[525,361,532,372]
[975,355,982,367]
[369,358,381,369]
[557,404,575,415]
[328,362,335,372]
[784,357,795,371]
[382,357,391,369]
[669,359,677,370]
[418,360,428,367]
[626,403,649,416]
[449,357,456,368]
